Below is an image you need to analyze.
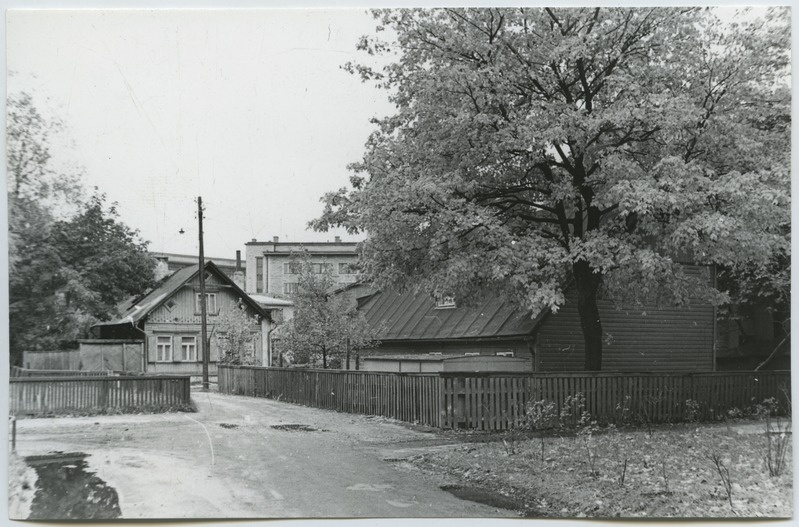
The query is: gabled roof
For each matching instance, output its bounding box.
[94,261,269,329]
[357,288,545,342]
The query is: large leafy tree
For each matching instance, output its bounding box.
[312,8,790,370]
[277,260,378,369]
[7,93,156,363]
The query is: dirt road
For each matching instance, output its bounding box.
[12,390,517,519]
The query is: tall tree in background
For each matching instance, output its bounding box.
[7,92,156,364]
[312,7,790,370]
[277,260,378,369]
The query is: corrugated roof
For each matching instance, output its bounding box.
[358,289,544,341]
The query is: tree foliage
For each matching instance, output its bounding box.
[277,260,378,369]
[312,7,791,370]
[7,92,156,363]
[216,302,261,366]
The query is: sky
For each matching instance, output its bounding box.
[7,8,395,258]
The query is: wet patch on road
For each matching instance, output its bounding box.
[25,452,121,520]
[271,424,327,432]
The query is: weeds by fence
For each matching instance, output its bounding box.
[218,366,790,431]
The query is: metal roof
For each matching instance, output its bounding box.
[94,262,269,329]
[358,288,544,342]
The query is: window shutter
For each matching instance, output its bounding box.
[206,335,217,363]
[254,337,262,365]
[147,334,158,363]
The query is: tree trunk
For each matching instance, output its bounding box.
[573,260,603,371]
[322,345,327,369]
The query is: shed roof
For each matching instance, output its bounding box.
[94,261,269,329]
[357,288,544,342]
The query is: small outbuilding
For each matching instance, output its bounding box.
[347,265,716,372]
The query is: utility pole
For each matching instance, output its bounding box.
[197,196,209,391]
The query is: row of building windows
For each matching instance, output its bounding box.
[156,335,197,362]
[155,334,258,362]
[283,262,357,275]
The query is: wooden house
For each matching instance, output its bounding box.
[347,266,716,372]
[88,261,273,376]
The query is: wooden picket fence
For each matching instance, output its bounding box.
[9,375,192,416]
[218,366,791,431]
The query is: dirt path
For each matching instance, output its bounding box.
[12,390,518,519]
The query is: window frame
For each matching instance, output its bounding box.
[283,282,299,295]
[194,291,219,316]
[156,335,173,362]
[179,335,198,362]
[434,295,457,309]
[338,262,356,275]
[256,256,264,293]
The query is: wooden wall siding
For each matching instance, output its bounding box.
[537,290,714,372]
[363,341,533,360]
[218,366,442,426]
[147,362,219,376]
[218,366,789,430]
[9,375,192,416]
[148,283,259,325]
[21,350,81,370]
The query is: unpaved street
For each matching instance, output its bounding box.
[12,389,515,519]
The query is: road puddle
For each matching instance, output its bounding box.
[25,452,121,520]
[271,424,326,432]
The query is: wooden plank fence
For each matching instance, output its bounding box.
[10,366,114,378]
[218,366,791,431]
[9,375,192,416]
[219,366,442,426]
[440,371,791,430]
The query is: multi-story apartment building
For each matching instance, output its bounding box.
[244,236,359,297]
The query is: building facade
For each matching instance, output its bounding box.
[150,251,246,288]
[244,236,360,297]
[89,262,273,376]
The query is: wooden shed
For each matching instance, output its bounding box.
[349,266,716,372]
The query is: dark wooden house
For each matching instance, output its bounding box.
[348,268,716,372]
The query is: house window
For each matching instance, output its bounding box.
[311,263,333,274]
[284,262,302,275]
[179,336,198,361]
[156,335,172,362]
[435,295,456,309]
[496,351,515,357]
[256,257,264,293]
[283,282,299,294]
[195,292,218,315]
[339,263,357,275]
